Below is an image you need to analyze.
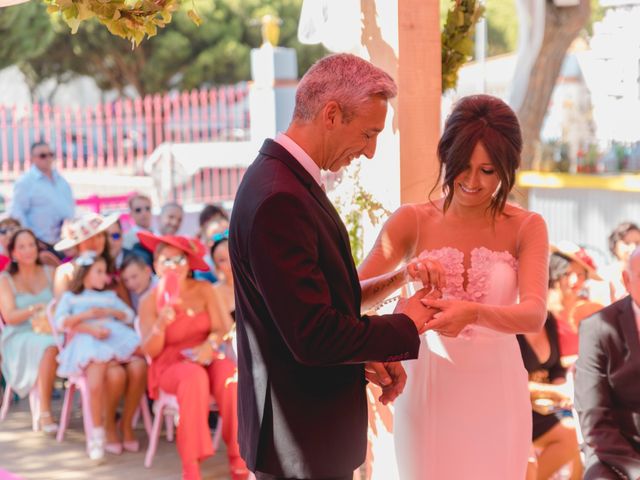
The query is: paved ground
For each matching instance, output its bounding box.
[0,393,231,480]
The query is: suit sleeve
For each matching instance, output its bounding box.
[575,314,640,478]
[248,192,420,366]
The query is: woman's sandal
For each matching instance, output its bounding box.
[39,411,59,435]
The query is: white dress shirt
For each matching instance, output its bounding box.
[275,133,324,189]
[9,166,74,244]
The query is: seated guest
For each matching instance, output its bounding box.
[157,202,184,236]
[548,243,603,358]
[0,217,20,271]
[122,194,153,250]
[197,204,228,246]
[195,216,229,284]
[137,232,247,480]
[517,310,582,480]
[0,229,59,433]
[53,213,127,303]
[107,219,131,271]
[604,221,640,303]
[575,246,640,480]
[120,254,155,312]
[211,236,234,324]
[55,252,142,460]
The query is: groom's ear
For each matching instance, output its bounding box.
[322,101,341,130]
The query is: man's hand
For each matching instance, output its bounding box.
[395,287,441,334]
[365,362,407,405]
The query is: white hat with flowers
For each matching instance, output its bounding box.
[54,212,120,251]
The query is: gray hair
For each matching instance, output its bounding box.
[160,202,183,214]
[292,53,397,122]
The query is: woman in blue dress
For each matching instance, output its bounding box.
[0,229,59,433]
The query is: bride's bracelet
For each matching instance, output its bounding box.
[370,294,401,312]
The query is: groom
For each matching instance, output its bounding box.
[229,53,432,480]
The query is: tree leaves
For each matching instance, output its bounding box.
[441,0,484,92]
[0,0,327,96]
[44,0,182,46]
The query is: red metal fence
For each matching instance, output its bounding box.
[171,166,247,205]
[0,83,251,184]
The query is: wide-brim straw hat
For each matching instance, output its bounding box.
[550,241,603,281]
[54,212,120,251]
[137,231,209,271]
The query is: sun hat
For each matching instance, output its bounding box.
[54,212,120,251]
[137,231,209,271]
[550,240,602,281]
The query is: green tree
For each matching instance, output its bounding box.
[0,0,326,96]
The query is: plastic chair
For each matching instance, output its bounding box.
[144,390,222,468]
[0,313,42,432]
[48,301,152,448]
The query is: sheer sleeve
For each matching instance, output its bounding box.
[476,212,549,334]
[359,204,418,280]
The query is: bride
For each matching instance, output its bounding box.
[360,95,549,479]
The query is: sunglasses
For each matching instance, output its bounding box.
[159,254,188,268]
[211,229,229,243]
[36,152,54,159]
[110,232,122,241]
[133,206,151,214]
[0,226,18,235]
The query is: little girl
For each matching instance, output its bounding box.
[55,251,140,461]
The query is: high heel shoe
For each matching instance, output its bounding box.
[122,439,139,453]
[104,442,123,455]
[116,418,140,453]
[38,412,59,435]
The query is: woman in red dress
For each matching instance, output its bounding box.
[138,232,248,480]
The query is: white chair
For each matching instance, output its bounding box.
[0,313,42,431]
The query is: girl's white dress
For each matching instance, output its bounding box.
[55,289,140,377]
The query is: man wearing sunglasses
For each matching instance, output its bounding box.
[9,141,74,255]
[123,193,153,249]
[107,219,132,270]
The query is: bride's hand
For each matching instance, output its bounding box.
[420,298,478,337]
[405,255,445,290]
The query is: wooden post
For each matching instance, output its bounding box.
[397,0,441,204]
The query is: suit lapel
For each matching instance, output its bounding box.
[258,140,357,273]
[617,297,640,358]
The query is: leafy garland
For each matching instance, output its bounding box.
[441,0,485,92]
[328,163,390,266]
[43,0,201,47]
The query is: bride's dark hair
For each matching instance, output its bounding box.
[430,94,522,218]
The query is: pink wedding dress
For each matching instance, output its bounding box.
[360,202,549,480]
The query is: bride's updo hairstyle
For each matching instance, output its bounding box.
[432,94,522,218]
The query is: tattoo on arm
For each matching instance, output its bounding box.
[371,271,404,295]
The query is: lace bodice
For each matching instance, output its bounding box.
[359,203,549,335]
[421,247,518,306]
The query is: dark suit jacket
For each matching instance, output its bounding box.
[229,139,420,478]
[575,296,640,480]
